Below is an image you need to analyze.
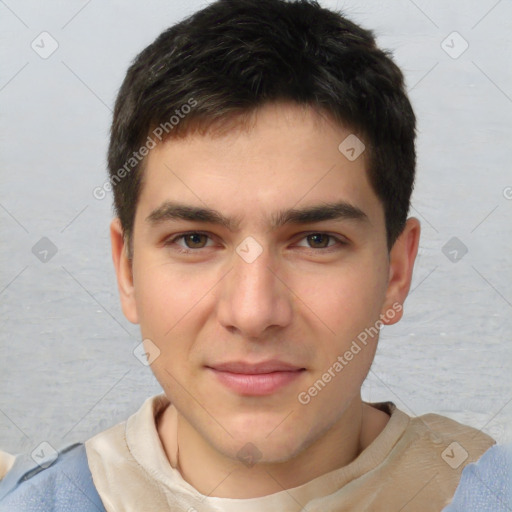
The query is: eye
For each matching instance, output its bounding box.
[295,233,347,250]
[164,232,215,253]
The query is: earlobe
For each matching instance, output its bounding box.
[380,217,421,326]
[110,218,139,324]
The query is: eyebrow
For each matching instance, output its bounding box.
[145,200,369,231]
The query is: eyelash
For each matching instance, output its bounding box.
[163,231,348,254]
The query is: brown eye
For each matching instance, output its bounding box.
[164,231,216,254]
[306,233,331,248]
[295,232,347,252]
[183,233,209,248]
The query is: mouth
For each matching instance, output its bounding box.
[206,360,306,396]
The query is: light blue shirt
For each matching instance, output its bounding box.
[442,443,512,512]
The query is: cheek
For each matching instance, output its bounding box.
[133,265,172,337]
[293,264,387,420]
[293,255,388,344]
[132,261,208,388]
[133,258,210,339]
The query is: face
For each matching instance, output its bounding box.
[112,102,419,464]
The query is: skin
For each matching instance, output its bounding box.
[111,102,421,498]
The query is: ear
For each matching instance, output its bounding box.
[110,218,139,324]
[380,217,421,325]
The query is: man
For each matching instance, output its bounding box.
[0,0,502,510]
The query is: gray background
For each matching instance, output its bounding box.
[1,0,511,456]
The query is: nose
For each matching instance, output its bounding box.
[216,242,293,340]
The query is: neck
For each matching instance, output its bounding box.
[158,396,389,499]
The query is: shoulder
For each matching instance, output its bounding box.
[442,443,512,511]
[0,443,105,512]
[408,411,495,462]
[396,411,496,479]
[372,407,497,508]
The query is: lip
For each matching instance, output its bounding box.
[209,360,304,374]
[206,360,306,396]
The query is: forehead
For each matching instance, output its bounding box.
[136,103,384,231]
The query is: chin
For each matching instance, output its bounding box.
[214,422,309,465]
[217,406,322,457]
[223,435,304,466]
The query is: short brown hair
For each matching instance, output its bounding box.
[108,0,416,251]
